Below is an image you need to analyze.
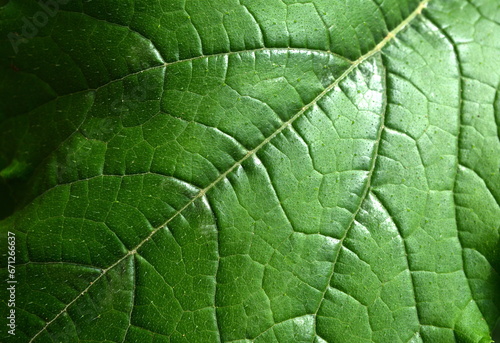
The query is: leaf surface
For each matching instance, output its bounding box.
[0,0,499,342]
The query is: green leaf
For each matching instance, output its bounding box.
[1,0,499,342]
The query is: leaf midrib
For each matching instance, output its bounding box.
[28,1,429,341]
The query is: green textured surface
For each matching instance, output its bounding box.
[0,0,499,342]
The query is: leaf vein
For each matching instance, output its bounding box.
[27,1,430,341]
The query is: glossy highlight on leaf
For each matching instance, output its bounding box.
[0,0,499,342]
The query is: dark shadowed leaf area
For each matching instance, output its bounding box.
[1,0,500,342]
